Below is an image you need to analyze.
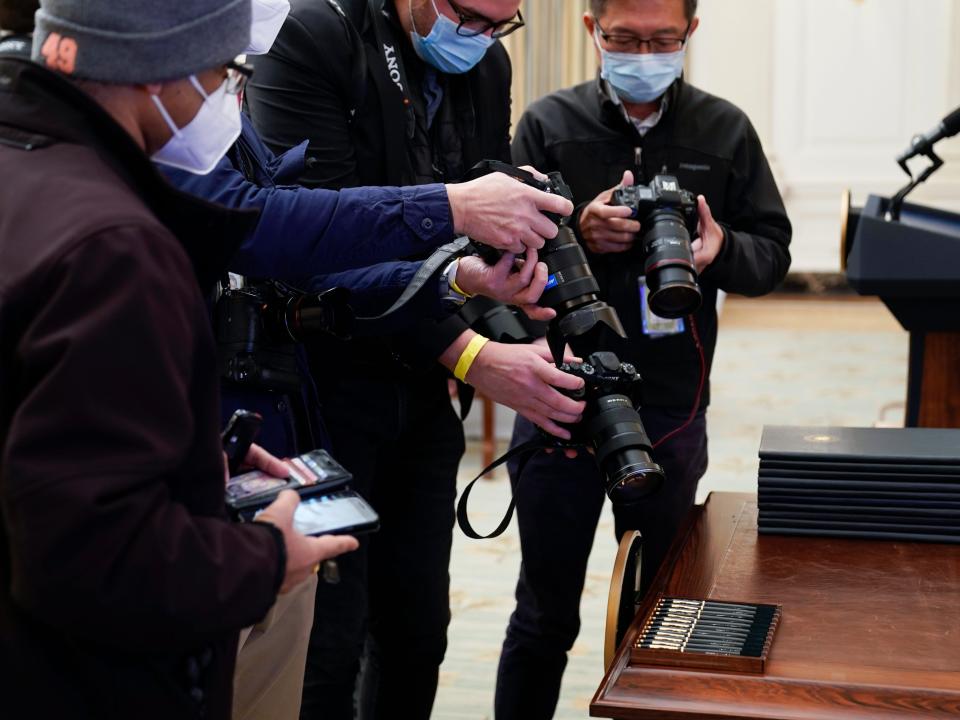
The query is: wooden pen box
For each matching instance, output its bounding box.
[629,597,782,674]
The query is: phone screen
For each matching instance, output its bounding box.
[292,491,380,536]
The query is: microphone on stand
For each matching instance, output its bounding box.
[896,106,960,169]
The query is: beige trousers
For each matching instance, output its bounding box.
[233,574,318,720]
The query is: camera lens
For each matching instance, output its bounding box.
[642,208,702,319]
[540,226,603,312]
[606,452,665,505]
[584,393,665,505]
[263,290,354,343]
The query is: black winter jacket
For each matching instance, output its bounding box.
[0,58,283,720]
[513,77,792,409]
[245,0,513,365]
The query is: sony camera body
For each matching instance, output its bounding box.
[464,161,667,507]
[557,352,664,505]
[466,162,626,365]
[612,175,702,318]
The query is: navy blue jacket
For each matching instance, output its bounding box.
[160,114,449,321]
[160,115,457,455]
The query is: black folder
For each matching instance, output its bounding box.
[759,517,960,535]
[758,489,960,507]
[759,459,960,476]
[758,465,960,481]
[758,477,960,493]
[758,503,960,518]
[759,426,960,466]
[757,526,960,544]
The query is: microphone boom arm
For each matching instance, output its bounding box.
[887,145,945,222]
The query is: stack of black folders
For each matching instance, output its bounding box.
[632,598,781,673]
[758,426,960,544]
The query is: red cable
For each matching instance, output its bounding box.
[652,314,706,450]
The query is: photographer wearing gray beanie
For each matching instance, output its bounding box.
[0,2,357,719]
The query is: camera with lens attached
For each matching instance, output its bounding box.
[215,281,354,392]
[554,352,664,505]
[470,163,627,366]
[463,161,665,507]
[612,175,702,319]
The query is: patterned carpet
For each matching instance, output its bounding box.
[433,296,908,719]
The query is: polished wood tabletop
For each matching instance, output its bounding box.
[592,492,960,719]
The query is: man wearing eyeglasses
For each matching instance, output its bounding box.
[497,1,792,717]
[243,2,574,720]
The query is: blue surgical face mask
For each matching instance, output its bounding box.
[595,29,685,104]
[409,0,494,74]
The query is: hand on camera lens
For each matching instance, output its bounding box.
[255,490,359,594]
[445,170,574,253]
[463,341,587,439]
[580,170,641,254]
[456,249,556,322]
[692,194,725,274]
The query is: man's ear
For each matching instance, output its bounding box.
[583,12,595,36]
[687,16,700,39]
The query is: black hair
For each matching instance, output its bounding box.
[0,0,38,34]
[590,0,698,23]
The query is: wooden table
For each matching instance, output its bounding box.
[592,492,960,719]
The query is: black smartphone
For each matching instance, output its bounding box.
[291,490,380,536]
[226,449,352,520]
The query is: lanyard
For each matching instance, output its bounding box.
[367,0,417,143]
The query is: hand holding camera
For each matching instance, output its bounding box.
[580,170,642,254]
[691,194,725,274]
[445,170,575,254]
[456,249,556,322]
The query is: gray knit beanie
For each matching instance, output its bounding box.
[32,0,251,84]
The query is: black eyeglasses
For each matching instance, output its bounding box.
[594,17,690,54]
[225,60,254,95]
[447,0,525,38]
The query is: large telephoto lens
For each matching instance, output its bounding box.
[583,393,665,505]
[642,208,702,318]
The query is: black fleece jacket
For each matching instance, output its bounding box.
[513,77,792,409]
[245,0,513,366]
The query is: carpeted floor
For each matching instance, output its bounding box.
[433,295,908,719]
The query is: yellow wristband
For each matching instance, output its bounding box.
[449,260,473,299]
[454,335,490,382]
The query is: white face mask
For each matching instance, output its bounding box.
[151,76,242,175]
[245,0,291,55]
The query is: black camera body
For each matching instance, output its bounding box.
[215,283,353,392]
[486,169,627,366]
[557,352,664,505]
[612,175,702,318]
[464,161,668,506]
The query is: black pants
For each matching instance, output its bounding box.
[494,408,708,720]
[300,372,464,720]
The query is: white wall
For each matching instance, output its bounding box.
[688,0,960,272]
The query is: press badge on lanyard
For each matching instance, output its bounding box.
[639,276,685,337]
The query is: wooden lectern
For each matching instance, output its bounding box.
[844,194,960,427]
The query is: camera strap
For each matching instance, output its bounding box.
[455,438,548,539]
[463,159,545,187]
[366,0,417,180]
[354,236,471,325]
